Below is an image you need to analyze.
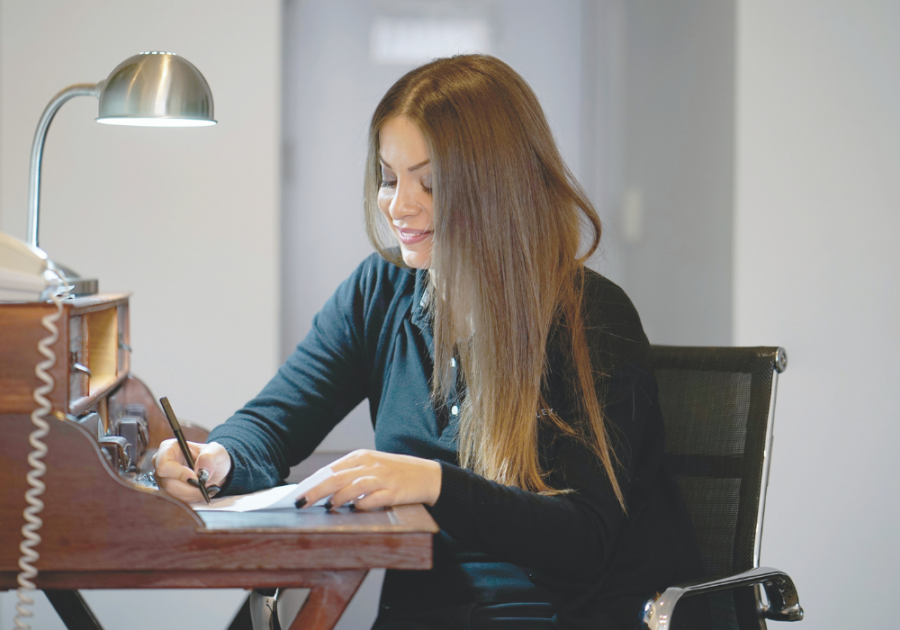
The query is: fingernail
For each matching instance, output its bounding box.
[186,478,201,489]
[206,485,221,498]
[197,469,210,484]
[348,503,357,512]
[324,500,333,510]
[294,497,308,509]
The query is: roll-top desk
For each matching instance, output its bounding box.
[0,294,437,630]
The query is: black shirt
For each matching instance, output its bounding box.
[208,253,702,628]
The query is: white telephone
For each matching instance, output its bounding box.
[0,231,52,301]
[0,231,81,302]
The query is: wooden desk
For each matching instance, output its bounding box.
[0,413,437,629]
[0,295,438,629]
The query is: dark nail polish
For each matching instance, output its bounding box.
[206,485,221,498]
[348,503,357,512]
[294,497,308,509]
[186,478,201,489]
[197,469,210,484]
[324,500,333,510]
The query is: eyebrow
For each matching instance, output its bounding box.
[380,157,431,172]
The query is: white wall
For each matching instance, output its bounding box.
[618,0,735,345]
[734,1,900,626]
[0,0,281,627]
[0,0,281,427]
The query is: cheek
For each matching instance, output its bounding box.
[377,191,393,218]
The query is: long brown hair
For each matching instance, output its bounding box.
[364,55,624,509]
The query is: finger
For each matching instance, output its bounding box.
[187,478,221,498]
[297,467,356,508]
[156,439,205,466]
[158,476,203,502]
[352,489,393,511]
[155,457,200,484]
[330,475,384,509]
[194,443,230,486]
[193,447,218,476]
[326,449,374,472]
[298,466,367,508]
[154,439,188,467]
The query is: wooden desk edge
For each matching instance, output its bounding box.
[389,504,440,534]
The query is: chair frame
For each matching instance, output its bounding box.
[641,346,803,630]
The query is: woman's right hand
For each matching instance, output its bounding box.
[152,439,231,503]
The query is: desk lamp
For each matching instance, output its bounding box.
[23,51,216,296]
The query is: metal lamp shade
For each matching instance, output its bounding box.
[96,52,216,127]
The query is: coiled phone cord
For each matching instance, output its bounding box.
[14,289,63,630]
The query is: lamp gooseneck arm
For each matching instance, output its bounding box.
[27,82,103,248]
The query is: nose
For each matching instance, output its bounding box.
[389,178,422,221]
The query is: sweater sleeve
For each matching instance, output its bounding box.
[207,257,379,495]
[426,273,659,581]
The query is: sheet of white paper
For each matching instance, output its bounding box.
[191,465,334,512]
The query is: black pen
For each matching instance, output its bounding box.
[159,396,211,505]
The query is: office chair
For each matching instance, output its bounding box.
[641,346,804,630]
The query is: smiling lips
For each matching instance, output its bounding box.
[396,227,433,245]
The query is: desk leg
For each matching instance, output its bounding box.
[45,590,104,630]
[288,570,367,630]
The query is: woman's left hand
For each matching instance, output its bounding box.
[299,449,442,511]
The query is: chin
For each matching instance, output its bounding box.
[402,249,431,270]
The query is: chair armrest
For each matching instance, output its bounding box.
[641,566,804,630]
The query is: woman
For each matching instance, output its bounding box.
[154,55,703,629]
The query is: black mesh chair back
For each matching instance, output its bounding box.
[652,345,787,630]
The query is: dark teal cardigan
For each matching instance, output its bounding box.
[208,253,702,628]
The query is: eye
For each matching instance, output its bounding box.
[380,176,397,189]
[422,176,433,195]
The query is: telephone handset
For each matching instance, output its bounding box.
[0,230,92,302]
[0,231,52,301]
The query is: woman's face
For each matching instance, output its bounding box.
[377,116,434,269]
